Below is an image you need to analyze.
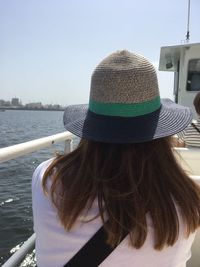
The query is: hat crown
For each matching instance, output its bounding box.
[95,50,142,70]
[89,50,160,117]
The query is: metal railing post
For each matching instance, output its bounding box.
[64,139,73,153]
[2,234,36,267]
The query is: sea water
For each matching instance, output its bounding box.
[0,110,70,266]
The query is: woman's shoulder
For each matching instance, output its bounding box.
[34,158,54,175]
[32,158,55,188]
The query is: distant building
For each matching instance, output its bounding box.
[4,101,11,106]
[53,104,61,109]
[0,99,11,106]
[11,98,20,106]
[44,104,61,110]
[0,99,5,106]
[25,102,43,109]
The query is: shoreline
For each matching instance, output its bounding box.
[0,107,65,112]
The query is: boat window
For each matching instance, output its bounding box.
[187,59,200,91]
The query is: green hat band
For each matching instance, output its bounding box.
[89,96,161,117]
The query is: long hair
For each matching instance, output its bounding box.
[43,137,200,250]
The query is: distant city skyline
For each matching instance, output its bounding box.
[0,97,65,109]
[0,97,63,106]
[1,0,199,105]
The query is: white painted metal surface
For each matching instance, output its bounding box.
[0,131,74,163]
[174,147,200,176]
[159,43,200,117]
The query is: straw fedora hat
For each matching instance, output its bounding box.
[63,50,192,143]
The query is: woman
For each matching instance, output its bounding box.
[32,50,200,267]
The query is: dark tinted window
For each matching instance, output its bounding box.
[187,59,200,91]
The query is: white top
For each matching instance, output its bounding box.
[178,119,200,147]
[32,159,196,267]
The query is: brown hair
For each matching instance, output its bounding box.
[43,137,200,250]
[193,92,200,115]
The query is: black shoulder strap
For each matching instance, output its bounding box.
[64,225,127,267]
[191,122,200,134]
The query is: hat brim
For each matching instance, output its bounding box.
[63,99,192,143]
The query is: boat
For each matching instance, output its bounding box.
[159,42,200,116]
[0,109,5,112]
[158,0,200,116]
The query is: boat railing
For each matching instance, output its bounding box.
[0,131,74,164]
[0,131,74,267]
[2,234,36,267]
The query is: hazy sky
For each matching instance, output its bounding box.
[0,0,200,106]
